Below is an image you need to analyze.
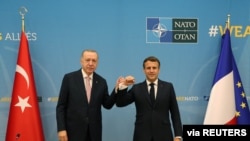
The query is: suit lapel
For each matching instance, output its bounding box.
[88,73,99,104]
[75,69,88,102]
[144,79,163,106]
[155,80,163,105]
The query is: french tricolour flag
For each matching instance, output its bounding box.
[203,28,250,125]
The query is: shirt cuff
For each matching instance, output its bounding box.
[175,136,182,140]
[115,83,128,93]
[119,83,128,90]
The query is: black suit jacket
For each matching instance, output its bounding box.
[116,79,182,141]
[56,69,116,141]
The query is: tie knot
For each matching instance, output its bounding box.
[85,76,91,80]
[149,83,154,87]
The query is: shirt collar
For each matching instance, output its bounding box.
[146,79,158,86]
[81,69,93,79]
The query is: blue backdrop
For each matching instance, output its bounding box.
[1,0,250,140]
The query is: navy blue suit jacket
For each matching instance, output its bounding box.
[116,79,182,141]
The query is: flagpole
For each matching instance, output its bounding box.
[226,14,230,29]
[19,6,28,32]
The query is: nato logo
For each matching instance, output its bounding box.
[146,17,198,43]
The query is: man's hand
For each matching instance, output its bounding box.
[115,75,135,91]
[124,75,135,86]
[58,130,68,141]
[115,76,126,89]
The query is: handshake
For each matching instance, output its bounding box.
[117,75,135,87]
[124,75,135,85]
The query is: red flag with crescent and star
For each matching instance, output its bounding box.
[5,31,45,141]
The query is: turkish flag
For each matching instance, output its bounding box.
[5,31,45,141]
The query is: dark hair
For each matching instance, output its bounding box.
[143,56,160,68]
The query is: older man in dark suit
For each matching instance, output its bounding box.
[56,49,117,141]
[116,56,183,141]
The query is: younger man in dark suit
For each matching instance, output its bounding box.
[116,56,183,141]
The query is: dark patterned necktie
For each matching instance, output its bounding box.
[149,83,155,104]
